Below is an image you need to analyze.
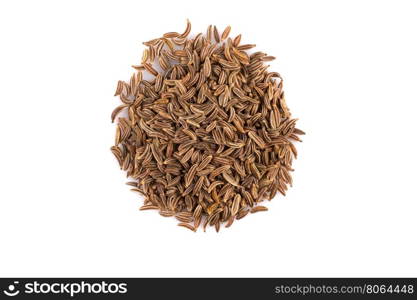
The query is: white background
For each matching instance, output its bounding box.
[0,0,416,277]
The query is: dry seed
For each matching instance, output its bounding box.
[251,206,268,213]
[177,223,196,232]
[221,26,231,41]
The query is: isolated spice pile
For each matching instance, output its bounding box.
[111,20,304,232]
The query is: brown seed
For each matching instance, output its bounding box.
[262,55,276,61]
[213,26,220,43]
[139,205,159,211]
[207,180,223,193]
[197,155,213,171]
[180,147,195,164]
[175,215,194,223]
[222,172,240,187]
[163,32,180,38]
[177,223,196,232]
[114,80,124,96]
[221,25,231,41]
[237,44,256,50]
[231,194,241,216]
[206,25,213,41]
[225,216,235,228]
[236,209,249,220]
[203,57,211,77]
[248,131,267,149]
[185,164,198,188]
[111,104,128,123]
[251,206,268,213]
[179,19,192,38]
[159,211,176,217]
[143,63,158,76]
[192,176,205,195]
[233,34,242,46]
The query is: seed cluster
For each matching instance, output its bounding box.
[111,20,304,232]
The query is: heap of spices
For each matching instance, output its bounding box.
[111,20,304,232]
